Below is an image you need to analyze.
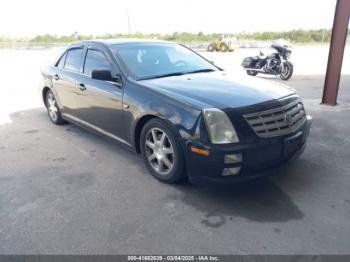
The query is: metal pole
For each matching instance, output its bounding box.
[127,9,131,36]
[322,0,350,105]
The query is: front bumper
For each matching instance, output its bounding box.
[185,115,312,185]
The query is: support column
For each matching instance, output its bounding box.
[322,0,350,105]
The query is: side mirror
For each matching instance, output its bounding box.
[91,70,122,86]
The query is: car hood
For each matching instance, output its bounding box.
[139,71,296,109]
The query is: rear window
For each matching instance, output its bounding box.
[64,48,84,72]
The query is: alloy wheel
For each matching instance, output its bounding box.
[145,127,175,175]
[47,92,58,122]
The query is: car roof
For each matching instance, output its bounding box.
[69,38,175,48]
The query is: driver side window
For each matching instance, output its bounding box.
[83,49,111,77]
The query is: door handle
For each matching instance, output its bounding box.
[54,74,59,80]
[79,83,86,91]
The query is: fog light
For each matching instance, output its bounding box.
[222,167,241,176]
[224,153,242,164]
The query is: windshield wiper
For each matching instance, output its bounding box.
[138,72,187,80]
[138,69,216,80]
[184,69,216,74]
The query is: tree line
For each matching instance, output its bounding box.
[1,29,349,43]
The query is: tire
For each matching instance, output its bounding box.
[140,118,185,183]
[207,43,215,52]
[246,70,258,76]
[280,62,293,80]
[220,43,228,52]
[45,89,66,125]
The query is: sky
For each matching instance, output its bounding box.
[0,0,338,37]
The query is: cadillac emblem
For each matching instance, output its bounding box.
[285,113,293,126]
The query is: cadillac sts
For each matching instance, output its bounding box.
[40,39,312,184]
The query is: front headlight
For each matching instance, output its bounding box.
[203,108,239,144]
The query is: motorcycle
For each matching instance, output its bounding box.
[241,40,293,81]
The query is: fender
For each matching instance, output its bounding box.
[39,67,54,104]
[123,79,202,150]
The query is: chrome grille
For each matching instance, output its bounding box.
[243,98,306,138]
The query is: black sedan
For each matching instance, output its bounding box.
[40,39,312,184]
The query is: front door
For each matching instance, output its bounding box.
[75,48,125,142]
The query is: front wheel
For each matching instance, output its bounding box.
[280,62,293,80]
[207,43,215,52]
[140,119,185,183]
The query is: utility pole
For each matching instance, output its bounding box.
[127,9,132,36]
[321,29,325,44]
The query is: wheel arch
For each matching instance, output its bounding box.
[42,86,52,106]
[133,111,191,154]
[134,114,160,153]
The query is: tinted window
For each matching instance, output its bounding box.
[110,43,217,79]
[64,48,84,72]
[84,50,111,77]
[56,52,67,68]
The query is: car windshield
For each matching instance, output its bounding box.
[110,43,218,80]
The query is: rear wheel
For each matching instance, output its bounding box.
[220,43,228,52]
[280,62,293,80]
[246,70,258,76]
[45,89,65,125]
[140,119,185,183]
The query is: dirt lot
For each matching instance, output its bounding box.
[0,46,350,254]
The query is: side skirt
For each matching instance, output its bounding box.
[62,113,136,152]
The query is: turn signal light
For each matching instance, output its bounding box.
[191,146,210,156]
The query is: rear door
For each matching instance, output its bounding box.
[75,45,126,141]
[53,46,85,117]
